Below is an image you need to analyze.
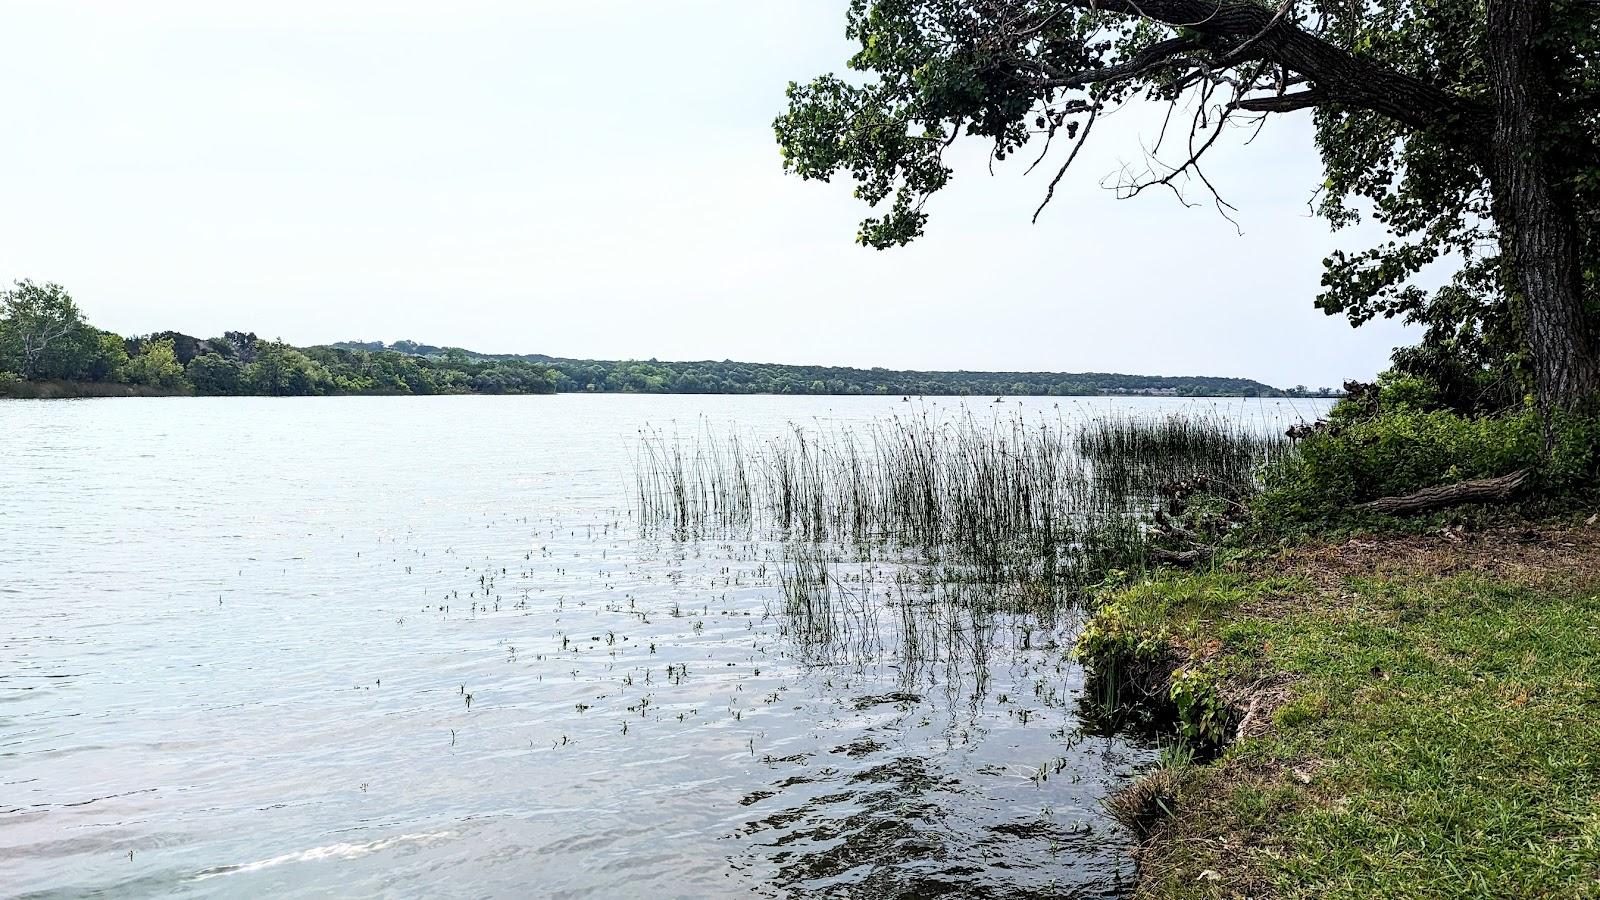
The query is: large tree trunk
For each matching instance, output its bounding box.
[1485,0,1600,408]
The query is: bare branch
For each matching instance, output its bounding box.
[1032,104,1100,222]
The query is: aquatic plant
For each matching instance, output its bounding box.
[635,409,1290,590]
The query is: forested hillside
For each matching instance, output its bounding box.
[334,341,1295,397]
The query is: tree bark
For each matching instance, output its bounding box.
[1485,0,1600,408]
[1031,0,1600,408]
[1358,469,1531,515]
[1060,0,1494,141]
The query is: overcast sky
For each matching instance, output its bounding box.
[0,1,1416,388]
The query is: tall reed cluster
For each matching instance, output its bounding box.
[635,410,1289,587]
[1074,412,1292,502]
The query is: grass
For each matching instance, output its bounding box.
[1083,525,1600,898]
[0,378,190,399]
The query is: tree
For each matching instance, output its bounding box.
[186,353,244,395]
[85,332,130,382]
[776,0,1600,409]
[124,338,187,389]
[0,280,94,379]
[245,342,331,395]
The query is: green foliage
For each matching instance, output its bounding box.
[0,280,576,398]
[1169,667,1229,748]
[1075,573,1299,746]
[1072,595,1172,666]
[1265,410,1543,515]
[775,1,1600,405]
[123,338,186,389]
[336,342,1281,397]
[303,346,559,396]
[185,353,244,396]
[0,280,97,380]
[1541,409,1600,489]
[1260,377,1600,521]
[243,342,332,396]
[85,332,130,383]
[1077,573,1295,665]
[0,280,1294,400]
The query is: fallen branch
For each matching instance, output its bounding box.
[1151,546,1209,566]
[1358,469,1531,515]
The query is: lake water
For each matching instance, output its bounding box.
[0,395,1329,898]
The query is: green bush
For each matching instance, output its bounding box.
[124,338,187,389]
[185,353,245,396]
[1542,409,1600,489]
[1260,400,1599,522]
[1169,667,1230,747]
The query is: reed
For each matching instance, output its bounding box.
[776,545,881,664]
[635,409,1291,590]
[1074,412,1291,502]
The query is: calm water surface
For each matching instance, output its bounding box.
[0,395,1329,898]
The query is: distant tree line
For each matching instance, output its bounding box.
[336,342,1287,397]
[0,279,1292,399]
[0,281,558,397]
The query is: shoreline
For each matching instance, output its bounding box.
[1076,521,1600,896]
[1,381,1309,401]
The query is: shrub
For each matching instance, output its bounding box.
[1260,401,1600,522]
[124,338,187,389]
[1169,667,1230,747]
[186,353,245,395]
[1073,597,1170,665]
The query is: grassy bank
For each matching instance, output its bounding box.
[0,378,191,399]
[1081,523,1600,898]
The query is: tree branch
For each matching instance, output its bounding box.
[1232,89,1327,112]
[1028,36,1199,89]
[1057,0,1491,148]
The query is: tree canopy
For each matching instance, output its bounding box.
[0,283,562,398]
[776,0,1600,409]
[0,280,97,380]
[336,342,1289,396]
[0,282,1288,399]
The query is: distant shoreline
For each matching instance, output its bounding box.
[0,292,1340,398]
[1,380,1332,402]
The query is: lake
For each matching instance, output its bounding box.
[0,394,1330,898]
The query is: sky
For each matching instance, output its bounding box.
[0,1,1417,389]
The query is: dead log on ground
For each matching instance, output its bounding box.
[1358,469,1531,516]
[1150,547,1209,565]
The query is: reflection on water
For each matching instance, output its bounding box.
[0,394,1327,897]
